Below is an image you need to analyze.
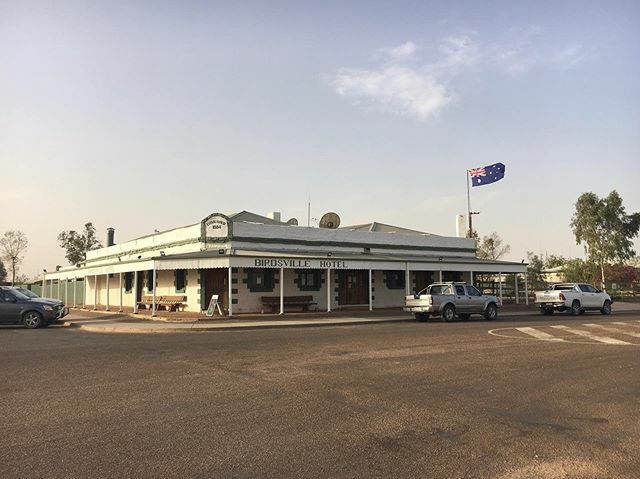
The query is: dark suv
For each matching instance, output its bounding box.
[0,286,69,328]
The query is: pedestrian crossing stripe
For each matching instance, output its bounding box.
[515,327,564,342]
[489,323,640,346]
[584,324,640,338]
[613,321,640,328]
[550,325,631,345]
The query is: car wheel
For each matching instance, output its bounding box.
[579,309,586,315]
[442,304,456,322]
[415,313,429,322]
[601,300,612,315]
[23,311,43,329]
[570,300,581,316]
[543,308,554,316]
[458,313,471,321]
[484,303,498,321]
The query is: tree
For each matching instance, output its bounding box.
[563,258,596,284]
[526,252,546,291]
[476,232,511,260]
[544,254,566,269]
[58,222,103,265]
[13,273,30,284]
[0,230,29,285]
[571,191,640,290]
[0,259,7,282]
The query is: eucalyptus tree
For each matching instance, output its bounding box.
[571,190,640,290]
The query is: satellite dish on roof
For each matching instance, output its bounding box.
[319,212,341,229]
[286,218,299,226]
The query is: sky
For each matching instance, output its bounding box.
[1,0,639,278]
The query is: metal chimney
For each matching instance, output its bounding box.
[455,215,466,238]
[107,227,115,246]
[268,212,282,222]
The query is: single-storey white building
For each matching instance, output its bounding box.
[42,211,528,315]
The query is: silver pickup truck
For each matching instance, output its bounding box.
[404,282,500,322]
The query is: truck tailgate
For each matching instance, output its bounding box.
[405,295,430,308]
[535,291,563,303]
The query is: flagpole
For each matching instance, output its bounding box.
[466,170,472,237]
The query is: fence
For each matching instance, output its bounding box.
[475,274,527,304]
[19,279,85,306]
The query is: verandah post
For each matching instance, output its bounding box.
[326,268,331,312]
[279,267,284,315]
[151,268,157,317]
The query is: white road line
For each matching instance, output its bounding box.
[583,323,640,338]
[515,327,564,341]
[551,325,631,345]
[613,321,640,328]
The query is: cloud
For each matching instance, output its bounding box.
[490,25,541,75]
[330,29,588,120]
[333,66,452,120]
[377,41,417,61]
[331,38,476,121]
[553,44,585,68]
[494,47,537,74]
[438,34,479,68]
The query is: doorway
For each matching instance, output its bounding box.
[202,269,228,311]
[338,270,369,305]
[413,271,435,293]
[136,273,144,303]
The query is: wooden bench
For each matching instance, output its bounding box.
[136,295,155,310]
[157,295,187,312]
[261,295,317,313]
[136,295,187,312]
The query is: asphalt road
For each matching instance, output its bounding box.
[1,312,640,479]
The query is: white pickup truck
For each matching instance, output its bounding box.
[404,282,500,322]
[534,283,612,316]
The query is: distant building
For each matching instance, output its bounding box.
[541,265,566,284]
[43,211,527,314]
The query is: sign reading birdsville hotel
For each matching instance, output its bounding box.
[253,258,350,269]
[202,213,231,242]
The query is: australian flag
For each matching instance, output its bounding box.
[469,162,506,187]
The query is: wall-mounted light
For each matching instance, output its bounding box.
[118,256,122,262]
[218,249,225,255]
[137,255,142,259]
[160,251,165,256]
[42,269,47,273]
[327,252,332,257]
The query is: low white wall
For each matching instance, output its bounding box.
[233,268,331,314]
[372,270,406,308]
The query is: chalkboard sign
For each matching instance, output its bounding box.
[206,294,224,317]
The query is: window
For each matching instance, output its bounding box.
[467,285,482,296]
[552,284,574,291]
[455,285,466,296]
[146,270,154,292]
[297,270,321,291]
[175,269,187,293]
[247,268,275,292]
[384,271,405,290]
[124,272,133,293]
[429,284,453,295]
[1,290,19,302]
[578,284,590,292]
